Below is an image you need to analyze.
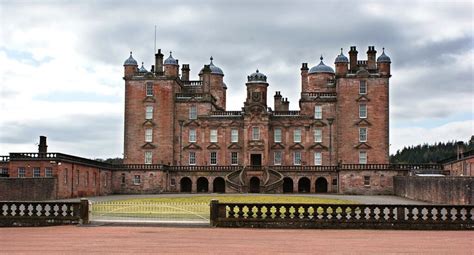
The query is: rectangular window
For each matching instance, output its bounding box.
[85,172,89,186]
[189,129,197,142]
[293,151,302,165]
[274,151,282,165]
[252,127,260,140]
[314,152,322,165]
[121,174,126,184]
[76,170,80,185]
[134,175,141,185]
[293,129,302,143]
[314,105,322,119]
[210,152,217,165]
[33,167,40,177]
[146,83,153,96]
[45,167,52,177]
[359,104,367,118]
[145,106,153,120]
[359,127,367,142]
[210,129,218,143]
[18,167,25,178]
[359,80,367,94]
[64,169,68,184]
[274,128,282,143]
[359,151,367,164]
[1,168,8,176]
[231,152,238,165]
[189,152,196,165]
[189,105,197,120]
[145,128,153,142]
[231,129,238,143]
[314,129,322,143]
[145,151,152,164]
[364,176,370,186]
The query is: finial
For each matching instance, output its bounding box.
[141,62,144,66]
[130,51,133,56]
[210,56,214,64]
[256,69,259,73]
[169,51,172,56]
[320,55,323,61]
[340,48,343,54]
[382,47,385,53]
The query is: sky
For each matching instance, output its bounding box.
[0,0,472,159]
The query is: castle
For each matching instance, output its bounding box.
[2,45,446,200]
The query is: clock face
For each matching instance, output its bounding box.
[252,92,261,102]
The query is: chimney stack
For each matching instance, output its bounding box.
[181,64,190,81]
[367,46,377,70]
[38,136,47,154]
[155,49,164,75]
[456,141,464,160]
[349,46,358,71]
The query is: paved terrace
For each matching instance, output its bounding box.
[0,226,472,254]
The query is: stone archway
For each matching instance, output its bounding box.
[197,177,209,193]
[213,177,226,193]
[249,177,260,193]
[283,177,294,193]
[315,177,328,193]
[180,177,192,192]
[298,177,311,193]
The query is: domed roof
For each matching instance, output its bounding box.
[138,62,148,73]
[309,56,335,74]
[200,56,224,76]
[247,69,267,83]
[164,51,178,65]
[334,48,349,63]
[377,48,391,63]
[123,51,138,66]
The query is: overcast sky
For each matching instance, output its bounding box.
[0,0,472,158]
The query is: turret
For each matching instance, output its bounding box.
[181,64,190,81]
[155,49,164,75]
[349,46,358,71]
[163,51,179,78]
[334,48,349,76]
[307,56,335,92]
[367,46,377,70]
[377,48,391,76]
[200,57,226,109]
[301,63,309,92]
[245,69,268,107]
[123,51,138,78]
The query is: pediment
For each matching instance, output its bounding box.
[228,143,242,150]
[356,68,370,78]
[142,96,156,103]
[141,143,156,149]
[308,143,328,150]
[142,120,156,127]
[229,120,243,127]
[183,143,202,150]
[270,143,286,150]
[356,95,370,102]
[354,119,371,126]
[207,143,221,150]
[248,140,265,151]
[311,120,327,127]
[354,142,372,149]
[289,143,305,150]
[184,120,200,127]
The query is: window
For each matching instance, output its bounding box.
[45,167,52,177]
[274,151,282,165]
[314,129,322,143]
[314,152,322,165]
[64,169,68,184]
[359,151,367,164]
[93,173,97,186]
[76,170,80,185]
[359,127,367,142]
[314,105,322,119]
[359,104,367,118]
[252,127,260,140]
[231,152,238,165]
[293,129,302,143]
[145,151,152,164]
[293,151,302,165]
[18,167,25,178]
[146,82,153,96]
[364,176,370,186]
[145,106,153,120]
[359,80,367,94]
[210,129,218,143]
[274,128,282,143]
[85,172,89,186]
[134,175,141,185]
[189,152,196,165]
[189,105,197,120]
[1,168,8,176]
[189,129,197,142]
[231,129,238,143]
[121,173,126,184]
[145,128,153,142]
[210,152,217,165]
[33,167,40,177]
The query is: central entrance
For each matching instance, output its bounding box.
[250,154,262,166]
[249,177,260,193]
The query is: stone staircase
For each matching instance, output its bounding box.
[224,166,284,193]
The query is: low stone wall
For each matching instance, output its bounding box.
[394,176,474,205]
[0,178,56,201]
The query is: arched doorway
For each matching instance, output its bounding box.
[197,177,209,193]
[180,177,192,192]
[249,177,260,193]
[213,177,226,193]
[315,177,328,193]
[298,177,311,193]
[283,177,293,193]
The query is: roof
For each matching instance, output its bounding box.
[123,52,138,66]
[309,56,335,74]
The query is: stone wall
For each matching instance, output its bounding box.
[339,170,401,195]
[0,178,56,201]
[394,176,473,205]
